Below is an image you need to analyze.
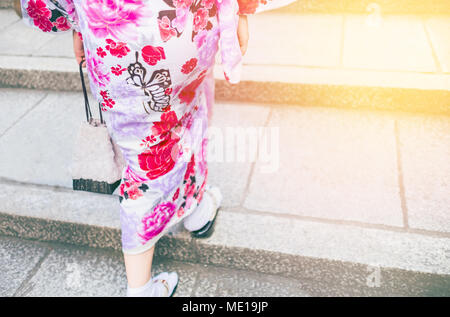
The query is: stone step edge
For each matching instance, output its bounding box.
[1,55,449,115]
[2,0,450,15]
[0,179,449,295]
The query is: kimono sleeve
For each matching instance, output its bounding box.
[20,0,79,33]
[237,0,297,15]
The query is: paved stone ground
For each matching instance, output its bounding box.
[1,88,449,236]
[1,10,448,74]
[0,235,311,297]
[0,7,449,297]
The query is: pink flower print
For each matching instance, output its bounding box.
[119,179,145,200]
[193,8,208,33]
[173,0,194,9]
[201,0,215,9]
[86,50,110,88]
[198,137,208,176]
[124,165,149,183]
[138,202,176,242]
[53,16,71,31]
[177,206,185,218]
[127,185,143,200]
[181,58,197,74]
[171,7,189,33]
[97,47,106,58]
[105,39,130,58]
[197,27,219,67]
[196,176,207,203]
[184,182,197,210]
[194,29,207,49]
[158,16,177,42]
[83,0,152,41]
[111,64,127,76]
[141,46,166,66]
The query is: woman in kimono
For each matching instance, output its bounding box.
[17,0,296,296]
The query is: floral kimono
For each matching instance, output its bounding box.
[20,0,296,254]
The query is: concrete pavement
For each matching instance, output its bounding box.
[0,5,449,296]
[0,88,449,296]
[0,9,449,114]
[0,235,309,297]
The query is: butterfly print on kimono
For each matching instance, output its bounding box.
[159,0,217,42]
[126,52,172,113]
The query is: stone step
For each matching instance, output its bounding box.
[1,180,449,296]
[0,87,449,295]
[1,10,449,115]
[2,0,450,15]
[1,235,312,297]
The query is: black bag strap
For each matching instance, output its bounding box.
[79,59,104,124]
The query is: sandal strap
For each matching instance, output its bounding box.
[153,278,170,297]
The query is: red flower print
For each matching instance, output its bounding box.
[105,39,130,58]
[184,154,195,181]
[165,88,172,95]
[111,64,126,76]
[151,111,179,139]
[193,8,208,33]
[172,188,180,201]
[162,105,171,112]
[181,58,198,74]
[196,178,207,203]
[201,0,215,9]
[184,181,196,200]
[158,16,177,42]
[237,0,260,14]
[179,70,208,104]
[102,98,115,109]
[138,135,181,180]
[53,16,70,31]
[173,0,194,9]
[99,90,115,111]
[26,0,50,20]
[140,135,157,148]
[141,45,166,66]
[100,90,108,99]
[77,32,83,41]
[26,0,53,32]
[97,47,106,58]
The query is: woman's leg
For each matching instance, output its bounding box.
[123,246,155,288]
[124,245,178,297]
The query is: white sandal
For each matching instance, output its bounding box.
[183,186,222,238]
[151,272,178,297]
